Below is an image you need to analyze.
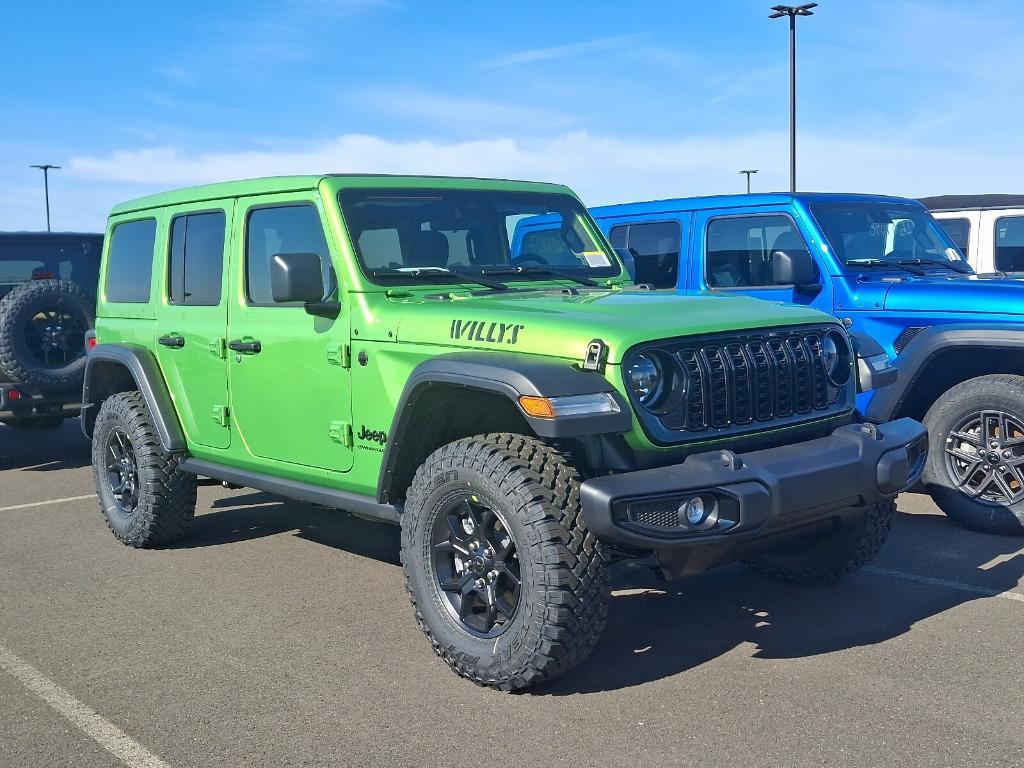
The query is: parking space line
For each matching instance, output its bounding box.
[0,644,172,768]
[0,494,95,513]
[863,566,1024,603]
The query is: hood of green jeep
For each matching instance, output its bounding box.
[391,288,838,364]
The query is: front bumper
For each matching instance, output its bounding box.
[580,418,927,575]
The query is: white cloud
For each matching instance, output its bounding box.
[477,34,644,69]
[41,128,1023,233]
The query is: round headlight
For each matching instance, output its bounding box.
[822,330,852,386]
[628,354,663,407]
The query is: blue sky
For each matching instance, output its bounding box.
[2,0,1021,231]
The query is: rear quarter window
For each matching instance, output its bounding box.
[106,219,157,303]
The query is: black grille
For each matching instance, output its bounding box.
[629,325,849,441]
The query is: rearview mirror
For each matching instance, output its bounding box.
[271,252,326,303]
[771,249,818,287]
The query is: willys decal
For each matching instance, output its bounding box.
[449,319,525,345]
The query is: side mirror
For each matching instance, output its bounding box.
[271,252,340,318]
[271,252,326,303]
[771,249,818,287]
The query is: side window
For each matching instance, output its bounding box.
[246,205,331,305]
[995,216,1024,272]
[168,211,226,306]
[607,221,680,289]
[936,217,970,257]
[706,215,806,288]
[106,218,157,303]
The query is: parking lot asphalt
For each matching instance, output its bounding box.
[1,421,1022,768]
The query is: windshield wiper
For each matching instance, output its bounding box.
[845,258,926,276]
[370,266,507,291]
[482,265,598,287]
[898,257,972,274]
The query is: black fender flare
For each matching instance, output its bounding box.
[864,324,1024,422]
[376,352,632,502]
[81,343,186,452]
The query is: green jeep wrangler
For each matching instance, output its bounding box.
[83,175,927,690]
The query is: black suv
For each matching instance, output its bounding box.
[0,231,101,429]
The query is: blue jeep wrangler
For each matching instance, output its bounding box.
[570,193,1024,536]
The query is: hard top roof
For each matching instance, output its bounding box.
[0,231,103,239]
[590,191,924,217]
[109,174,574,216]
[919,194,1024,212]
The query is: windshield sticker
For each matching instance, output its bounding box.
[581,251,612,268]
[450,319,525,345]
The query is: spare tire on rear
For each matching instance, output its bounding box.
[0,279,94,392]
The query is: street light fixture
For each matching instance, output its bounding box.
[739,169,759,194]
[29,164,61,232]
[769,3,816,193]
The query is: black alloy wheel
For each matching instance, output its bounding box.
[24,306,87,369]
[105,426,140,516]
[430,494,521,637]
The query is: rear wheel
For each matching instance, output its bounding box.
[744,500,895,584]
[922,375,1024,536]
[91,391,196,547]
[401,433,608,691]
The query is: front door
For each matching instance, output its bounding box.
[691,208,832,312]
[154,203,231,450]
[227,194,353,472]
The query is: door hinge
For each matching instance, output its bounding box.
[327,343,351,368]
[209,337,227,359]
[212,405,229,427]
[329,420,353,447]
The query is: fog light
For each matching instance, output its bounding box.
[679,496,706,526]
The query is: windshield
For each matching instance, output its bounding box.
[810,202,969,270]
[338,188,621,286]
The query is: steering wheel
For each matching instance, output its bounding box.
[511,253,549,268]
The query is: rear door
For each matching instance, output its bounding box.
[226,194,353,472]
[980,209,1024,274]
[605,217,687,289]
[153,202,232,450]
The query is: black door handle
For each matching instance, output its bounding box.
[158,335,185,348]
[228,339,262,354]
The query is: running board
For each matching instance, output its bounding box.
[180,458,400,525]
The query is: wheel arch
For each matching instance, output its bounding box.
[864,325,1024,422]
[376,353,632,504]
[81,343,186,452]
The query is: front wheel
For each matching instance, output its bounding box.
[922,374,1024,536]
[401,433,608,691]
[744,500,895,584]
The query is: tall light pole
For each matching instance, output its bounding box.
[29,164,61,232]
[739,169,759,194]
[769,3,816,193]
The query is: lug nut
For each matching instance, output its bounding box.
[1004,450,1012,458]
[488,570,499,581]
[484,548,494,558]
[475,578,485,589]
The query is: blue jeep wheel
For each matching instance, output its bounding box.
[923,374,1024,536]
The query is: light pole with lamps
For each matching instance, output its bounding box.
[29,164,61,232]
[769,3,816,193]
[739,169,759,194]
